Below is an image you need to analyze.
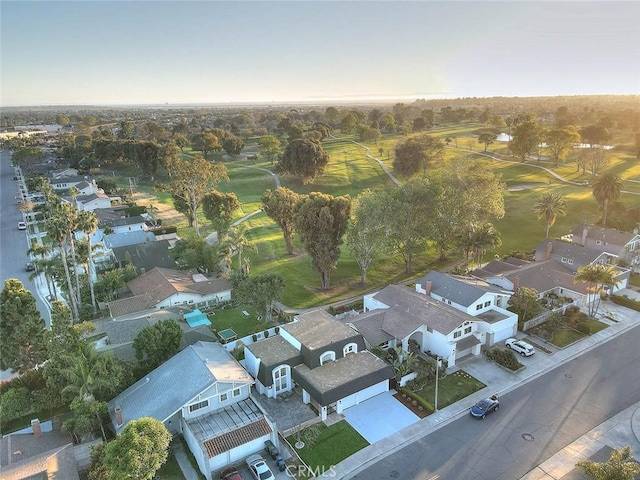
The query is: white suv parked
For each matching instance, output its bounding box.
[505,338,535,357]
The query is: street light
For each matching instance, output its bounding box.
[435,357,440,411]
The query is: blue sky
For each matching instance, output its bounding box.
[1,1,639,106]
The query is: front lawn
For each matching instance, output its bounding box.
[286,421,369,472]
[549,327,586,348]
[413,370,486,410]
[156,454,187,479]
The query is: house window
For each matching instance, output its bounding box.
[464,326,472,334]
[475,304,482,311]
[320,351,335,365]
[379,341,389,349]
[220,392,228,403]
[343,343,358,355]
[273,365,289,393]
[233,388,241,397]
[189,400,209,413]
[484,301,491,307]
[453,331,461,339]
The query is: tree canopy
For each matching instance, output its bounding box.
[261,187,302,255]
[232,273,285,323]
[202,190,240,235]
[0,279,48,373]
[133,319,184,370]
[533,192,567,239]
[277,138,329,184]
[393,134,444,177]
[576,445,640,480]
[293,192,351,290]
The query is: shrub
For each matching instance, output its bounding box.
[611,294,640,312]
[399,387,434,413]
[484,348,523,371]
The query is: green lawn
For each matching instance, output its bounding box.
[286,421,369,472]
[156,454,186,479]
[206,305,271,339]
[413,370,486,410]
[549,327,586,348]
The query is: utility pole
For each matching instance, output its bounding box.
[434,356,442,411]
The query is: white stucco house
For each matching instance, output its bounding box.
[349,283,517,368]
[108,342,278,480]
[244,310,395,421]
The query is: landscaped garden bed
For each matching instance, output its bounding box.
[405,366,486,411]
[527,306,608,348]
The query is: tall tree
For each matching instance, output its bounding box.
[293,192,351,290]
[133,319,183,370]
[258,135,281,163]
[591,173,623,227]
[574,264,621,318]
[507,286,543,329]
[393,134,444,177]
[576,445,640,480]
[543,126,580,166]
[202,190,240,235]
[103,418,171,480]
[77,210,100,312]
[277,138,329,185]
[191,132,221,159]
[232,273,285,323]
[171,193,195,227]
[222,133,245,156]
[477,131,497,152]
[261,187,302,255]
[0,279,48,373]
[345,189,389,285]
[510,120,541,162]
[533,192,568,238]
[162,155,228,236]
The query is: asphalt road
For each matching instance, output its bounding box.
[1,150,52,380]
[352,323,640,480]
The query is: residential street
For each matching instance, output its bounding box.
[347,320,640,480]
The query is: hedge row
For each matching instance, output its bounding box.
[399,386,435,413]
[484,348,523,371]
[611,294,640,312]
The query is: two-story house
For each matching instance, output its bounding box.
[570,225,640,272]
[108,341,278,480]
[244,310,395,421]
[353,284,517,368]
[535,239,618,273]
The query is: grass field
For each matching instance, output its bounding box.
[105,125,639,308]
[413,369,486,410]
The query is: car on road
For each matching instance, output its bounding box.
[220,465,244,480]
[470,395,500,419]
[18,221,27,230]
[505,338,535,356]
[26,262,36,272]
[246,454,274,480]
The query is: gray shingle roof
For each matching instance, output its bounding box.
[416,271,489,307]
[112,239,177,272]
[108,341,253,433]
[285,310,359,350]
[571,225,636,248]
[344,311,394,347]
[246,336,304,386]
[104,231,156,248]
[292,351,394,406]
[534,239,604,267]
[372,284,475,336]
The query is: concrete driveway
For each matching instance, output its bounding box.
[343,391,419,444]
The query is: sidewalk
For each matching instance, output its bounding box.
[330,299,640,479]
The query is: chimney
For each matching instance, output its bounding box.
[546,242,552,261]
[581,226,588,246]
[513,277,520,294]
[424,280,432,296]
[31,418,42,436]
[115,407,123,426]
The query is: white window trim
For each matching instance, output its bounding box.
[343,343,358,355]
[320,351,336,365]
[188,399,209,413]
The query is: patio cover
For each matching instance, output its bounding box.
[184,309,211,328]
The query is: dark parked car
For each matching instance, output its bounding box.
[220,465,244,480]
[25,262,36,272]
[470,394,500,419]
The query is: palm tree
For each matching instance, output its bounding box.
[59,343,114,403]
[77,211,99,313]
[576,445,640,480]
[46,209,80,321]
[468,223,502,265]
[574,263,620,317]
[533,192,567,238]
[222,224,257,271]
[591,173,623,227]
[28,243,54,297]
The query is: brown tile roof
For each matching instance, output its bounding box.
[202,418,272,458]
